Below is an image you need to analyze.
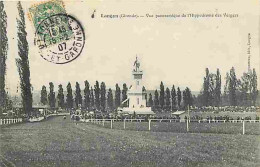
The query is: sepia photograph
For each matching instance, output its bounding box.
[0,0,259,166]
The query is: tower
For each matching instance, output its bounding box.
[121,56,154,115]
[128,56,146,108]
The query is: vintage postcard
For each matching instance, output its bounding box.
[0,0,259,166]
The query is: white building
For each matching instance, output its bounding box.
[121,57,155,115]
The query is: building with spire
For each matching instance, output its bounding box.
[120,57,155,115]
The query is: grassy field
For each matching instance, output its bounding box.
[0,116,260,167]
[93,120,260,135]
[156,111,259,120]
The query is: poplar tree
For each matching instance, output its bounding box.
[171,85,177,111]
[165,87,171,111]
[148,93,153,108]
[115,83,121,109]
[107,88,114,112]
[57,84,64,108]
[75,82,82,108]
[159,81,165,110]
[154,89,159,110]
[142,86,147,106]
[0,1,8,111]
[100,82,106,112]
[215,69,221,106]
[90,87,94,110]
[84,80,90,110]
[203,68,210,106]
[66,82,73,109]
[94,81,100,110]
[229,67,237,106]
[239,73,250,106]
[183,87,192,109]
[40,85,48,105]
[48,82,55,108]
[16,1,32,115]
[177,87,182,109]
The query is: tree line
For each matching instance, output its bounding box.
[147,82,193,111]
[196,67,258,107]
[40,81,193,112]
[41,81,127,113]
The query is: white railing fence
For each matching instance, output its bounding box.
[0,118,23,125]
[80,118,259,135]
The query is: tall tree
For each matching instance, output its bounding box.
[165,87,171,111]
[90,87,94,110]
[171,85,177,111]
[100,82,106,112]
[148,93,153,107]
[66,82,73,109]
[177,87,182,109]
[122,83,128,107]
[57,84,64,108]
[202,68,210,106]
[115,83,121,109]
[159,81,165,110]
[94,81,100,110]
[84,80,90,110]
[75,82,82,109]
[40,85,48,105]
[215,69,221,106]
[239,72,251,106]
[251,68,258,106]
[0,1,8,111]
[16,2,32,115]
[183,87,193,109]
[142,86,147,106]
[223,72,230,105]
[228,67,237,106]
[107,88,114,112]
[48,82,55,108]
[154,89,159,110]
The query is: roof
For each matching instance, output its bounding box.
[171,110,186,115]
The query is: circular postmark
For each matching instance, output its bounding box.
[34,14,85,64]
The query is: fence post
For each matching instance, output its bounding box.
[148,120,151,131]
[124,119,126,129]
[186,119,189,132]
[243,121,245,135]
[110,119,113,129]
[209,119,211,123]
[198,120,200,123]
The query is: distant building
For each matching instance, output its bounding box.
[121,57,155,115]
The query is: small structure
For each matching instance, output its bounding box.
[121,57,155,115]
[171,110,188,119]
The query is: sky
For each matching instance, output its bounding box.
[4,0,260,95]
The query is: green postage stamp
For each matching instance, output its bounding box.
[28,0,85,64]
[28,0,74,48]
